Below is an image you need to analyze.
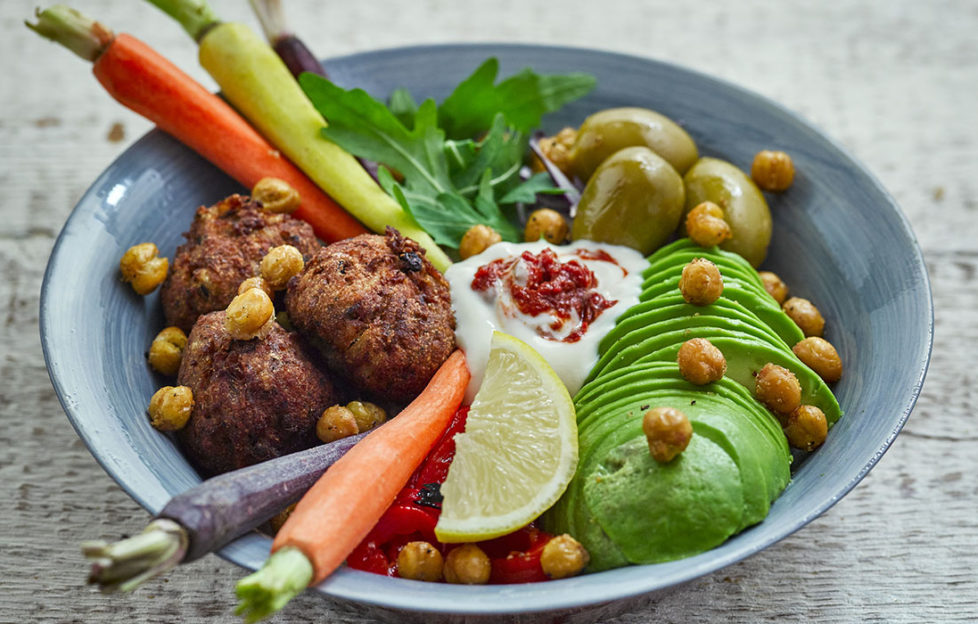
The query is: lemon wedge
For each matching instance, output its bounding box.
[435,331,578,543]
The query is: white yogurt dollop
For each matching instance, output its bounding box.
[445,240,647,401]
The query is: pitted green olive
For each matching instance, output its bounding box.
[572,146,685,254]
[569,107,699,182]
[681,157,772,267]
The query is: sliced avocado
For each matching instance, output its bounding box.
[589,323,792,381]
[591,312,790,381]
[632,278,804,346]
[598,298,786,356]
[583,434,744,568]
[643,251,766,293]
[636,335,843,425]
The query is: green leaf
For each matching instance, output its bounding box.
[499,172,560,205]
[300,73,452,197]
[388,88,418,128]
[439,57,597,139]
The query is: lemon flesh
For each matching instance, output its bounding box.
[435,331,578,543]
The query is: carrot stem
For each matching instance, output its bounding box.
[235,547,313,623]
[82,519,188,593]
[142,0,217,41]
[26,5,113,62]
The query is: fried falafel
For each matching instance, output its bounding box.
[160,194,320,332]
[176,310,341,476]
[285,227,455,403]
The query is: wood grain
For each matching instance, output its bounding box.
[3,0,976,622]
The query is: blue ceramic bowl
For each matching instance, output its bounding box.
[41,44,932,619]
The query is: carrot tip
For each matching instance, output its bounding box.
[235,546,313,622]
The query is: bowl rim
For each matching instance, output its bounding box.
[40,41,934,615]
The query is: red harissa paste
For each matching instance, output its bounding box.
[470,248,619,343]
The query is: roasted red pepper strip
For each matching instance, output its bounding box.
[347,406,554,583]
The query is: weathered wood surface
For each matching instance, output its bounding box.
[3,0,976,622]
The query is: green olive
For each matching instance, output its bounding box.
[572,146,685,254]
[682,157,772,267]
[569,107,699,182]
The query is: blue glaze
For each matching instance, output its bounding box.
[40,44,932,618]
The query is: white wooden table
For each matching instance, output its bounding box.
[4,0,976,621]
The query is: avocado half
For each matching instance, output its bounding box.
[543,238,842,571]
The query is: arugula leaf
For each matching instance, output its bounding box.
[438,58,597,139]
[300,73,451,197]
[388,87,418,128]
[299,61,595,251]
[499,172,562,205]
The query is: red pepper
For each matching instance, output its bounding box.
[346,406,555,583]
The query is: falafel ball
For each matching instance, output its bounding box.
[285,227,455,403]
[176,310,341,476]
[161,194,320,332]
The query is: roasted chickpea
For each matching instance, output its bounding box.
[783,296,825,337]
[642,407,693,463]
[252,177,301,214]
[119,242,169,295]
[533,126,577,175]
[784,405,828,451]
[148,385,194,431]
[540,534,590,579]
[677,338,726,385]
[237,276,273,298]
[397,541,444,582]
[260,245,304,291]
[268,503,297,533]
[754,363,802,415]
[679,258,723,306]
[346,401,387,433]
[751,150,795,192]
[147,326,187,376]
[758,270,789,304]
[685,201,731,248]
[443,544,491,585]
[459,224,502,260]
[793,337,843,383]
[525,208,569,244]
[224,288,275,340]
[316,405,359,443]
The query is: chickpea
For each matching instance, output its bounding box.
[525,208,569,244]
[316,405,359,443]
[237,276,273,298]
[148,385,194,431]
[224,288,274,340]
[533,126,577,175]
[443,544,491,585]
[396,541,444,582]
[642,407,693,463]
[677,338,726,385]
[783,296,825,337]
[754,363,802,415]
[679,258,723,306]
[759,270,789,304]
[793,337,843,383]
[751,150,795,192]
[268,503,296,534]
[252,177,301,214]
[147,326,188,376]
[346,401,387,433]
[260,245,304,291]
[540,534,590,579]
[685,201,731,248]
[119,242,169,295]
[459,224,502,260]
[784,405,828,451]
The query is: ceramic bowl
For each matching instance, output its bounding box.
[40,44,932,620]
